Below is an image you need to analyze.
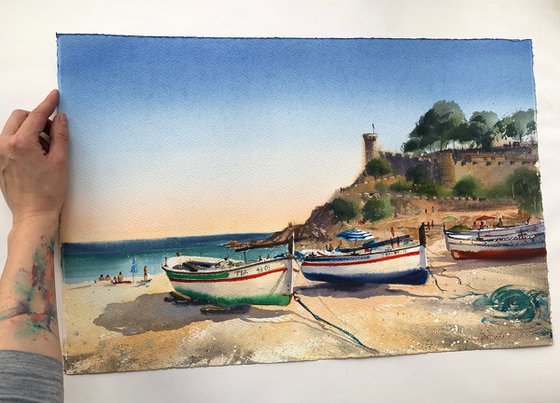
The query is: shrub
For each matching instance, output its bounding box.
[389,180,414,192]
[374,182,389,192]
[406,165,430,185]
[453,175,482,197]
[507,168,542,214]
[416,181,447,197]
[331,198,358,221]
[485,181,509,199]
[362,197,394,222]
[365,157,392,178]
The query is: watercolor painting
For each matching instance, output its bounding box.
[58,35,551,375]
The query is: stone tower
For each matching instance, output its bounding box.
[436,150,456,188]
[363,124,379,164]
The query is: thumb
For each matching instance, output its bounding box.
[48,112,69,162]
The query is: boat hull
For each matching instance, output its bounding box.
[449,247,547,260]
[301,245,429,285]
[162,256,297,307]
[445,231,547,260]
[446,222,544,239]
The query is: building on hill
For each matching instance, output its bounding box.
[363,125,379,164]
[361,128,539,188]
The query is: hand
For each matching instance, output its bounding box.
[0,90,68,226]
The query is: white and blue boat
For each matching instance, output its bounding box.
[300,225,428,285]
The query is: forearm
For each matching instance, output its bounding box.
[0,217,61,361]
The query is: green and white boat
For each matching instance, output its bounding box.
[161,254,298,307]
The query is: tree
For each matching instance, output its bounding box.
[496,109,536,143]
[362,197,393,222]
[331,198,358,222]
[365,157,392,178]
[467,111,499,149]
[453,176,482,197]
[403,100,467,152]
[507,168,542,214]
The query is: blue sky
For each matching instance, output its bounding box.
[58,35,536,241]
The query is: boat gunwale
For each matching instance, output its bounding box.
[302,243,421,263]
[444,222,545,237]
[444,231,545,245]
[161,255,291,275]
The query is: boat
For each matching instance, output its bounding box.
[444,230,546,260]
[444,221,544,240]
[300,225,428,285]
[161,254,298,307]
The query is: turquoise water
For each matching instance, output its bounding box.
[61,233,287,284]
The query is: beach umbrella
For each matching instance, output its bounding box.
[336,229,375,242]
[130,256,138,282]
[475,215,495,221]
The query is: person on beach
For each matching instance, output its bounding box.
[118,272,124,283]
[113,275,118,284]
[143,266,149,281]
[98,274,104,282]
[105,274,111,281]
[0,90,66,402]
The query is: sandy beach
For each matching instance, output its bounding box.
[62,210,552,374]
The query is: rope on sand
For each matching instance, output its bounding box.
[426,264,447,293]
[293,293,375,353]
[448,291,487,300]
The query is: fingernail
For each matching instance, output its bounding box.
[58,112,67,124]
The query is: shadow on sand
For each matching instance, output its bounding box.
[428,254,546,272]
[93,292,292,336]
[295,282,443,300]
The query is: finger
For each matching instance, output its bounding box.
[39,119,53,153]
[18,90,59,139]
[48,112,68,162]
[1,109,30,136]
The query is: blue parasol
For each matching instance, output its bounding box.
[130,256,138,282]
[336,229,375,242]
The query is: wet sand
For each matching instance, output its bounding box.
[62,230,552,375]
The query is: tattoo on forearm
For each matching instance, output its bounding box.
[0,236,57,336]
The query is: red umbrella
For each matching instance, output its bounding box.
[475,215,496,221]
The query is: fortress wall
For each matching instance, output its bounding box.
[454,159,537,188]
[370,142,539,189]
[381,152,440,182]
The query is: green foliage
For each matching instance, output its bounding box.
[484,181,510,199]
[477,168,542,214]
[416,181,447,197]
[496,109,536,143]
[330,198,358,222]
[374,182,389,192]
[403,100,466,153]
[362,197,394,222]
[402,102,536,152]
[389,180,414,192]
[365,157,392,178]
[406,165,430,185]
[453,175,482,197]
[467,111,500,149]
[508,168,542,214]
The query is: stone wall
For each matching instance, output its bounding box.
[380,151,441,183]
[377,144,539,188]
[452,145,539,187]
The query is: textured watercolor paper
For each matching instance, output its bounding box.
[58,35,551,375]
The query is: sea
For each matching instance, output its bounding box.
[61,232,287,284]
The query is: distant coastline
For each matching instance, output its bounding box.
[62,232,273,256]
